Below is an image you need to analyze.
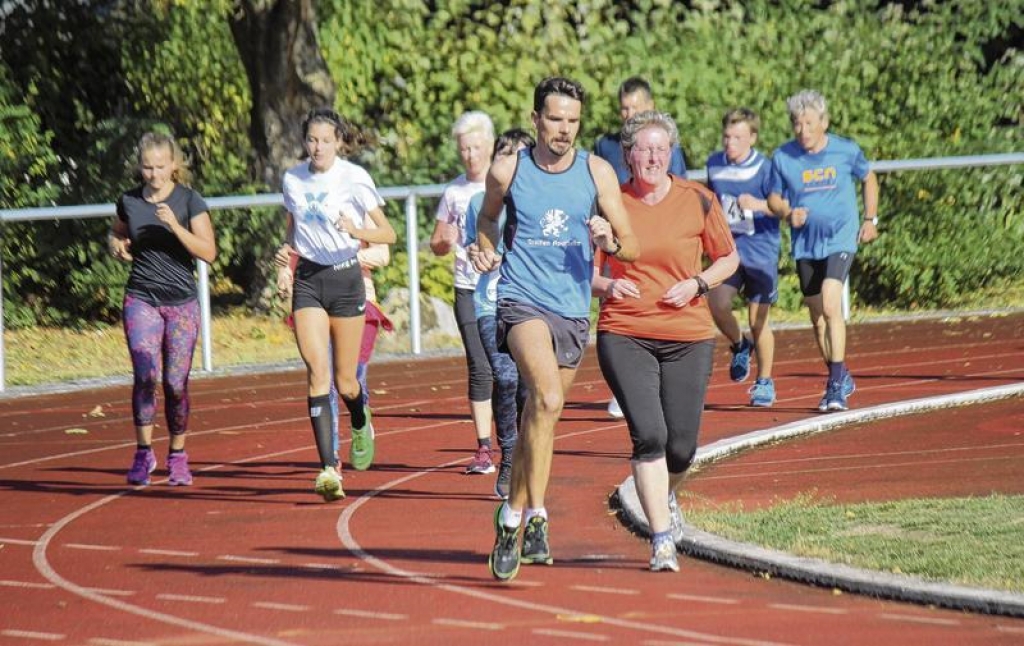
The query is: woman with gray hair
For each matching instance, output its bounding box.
[593,110,739,572]
[430,111,500,476]
[767,89,879,412]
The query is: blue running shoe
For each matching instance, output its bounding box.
[822,379,848,412]
[729,338,754,382]
[842,372,856,397]
[748,377,776,407]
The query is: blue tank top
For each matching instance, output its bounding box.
[498,148,598,318]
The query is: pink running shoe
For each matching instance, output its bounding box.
[466,445,495,475]
[126,448,157,485]
[167,451,193,486]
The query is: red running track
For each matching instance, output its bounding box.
[1,312,1022,645]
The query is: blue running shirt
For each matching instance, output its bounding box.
[770,135,870,260]
[498,148,599,319]
[706,149,780,269]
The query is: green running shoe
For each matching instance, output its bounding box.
[314,466,345,502]
[520,516,553,565]
[489,504,521,581]
[350,407,375,471]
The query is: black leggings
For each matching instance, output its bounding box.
[455,287,493,403]
[597,332,714,475]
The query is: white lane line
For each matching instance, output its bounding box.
[532,628,609,641]
[570,585,640,596]
[0,536,39,546]
[666,593,739,605]
[301,562,343,570]
[88,639,156,646]
[997,624,1024,634]
[432,618,504,630]
[138,548,198,557]
[86,587,134,597]
[878,613,960,626]
[64,543,120,552]
[0,629,65,641]
[333,608,408,621]
[216,554,280,565]
[251,602,310,612]
[644,640,720,646]
[338,426,797,646]
[768,603,848,615]
[0,579,54,589]
[155,593,226,605]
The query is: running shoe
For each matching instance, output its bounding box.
[607,397,624,419]
[494,456,512,500]
[314,465,345,501]
[729,338,754,382]
[650,538,680,572]
[166,451,193,486]
[349,407,375,471]
[126,448,157,485]
[668,493,685,544]
[748,377,776,408]
[520,516,553,565]
[466,445,496,475]
[842,372,856,397]
[821,379,848,412]
[489,504,521,581]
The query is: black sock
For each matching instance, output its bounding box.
[137,444,151,451]
[478,438,492,449]
[342,389,367,429]
[169,448,184,455]
[308,394,336,467]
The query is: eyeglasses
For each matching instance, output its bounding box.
[631,147,670,157]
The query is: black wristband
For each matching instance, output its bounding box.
[694,275,709,297]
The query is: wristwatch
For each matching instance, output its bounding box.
[869,216,879,226]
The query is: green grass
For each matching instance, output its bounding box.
[685,492,1024,592]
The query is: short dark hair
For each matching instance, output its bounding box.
[618,76,652,100]
[494,128,535,160]
[722,107,761,135]
[533,77,586,114]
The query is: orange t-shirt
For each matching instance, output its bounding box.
[598,177,736,342]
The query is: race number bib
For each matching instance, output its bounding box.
[720,194,755,236]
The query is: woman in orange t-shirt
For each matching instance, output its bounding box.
[593,110,738,573]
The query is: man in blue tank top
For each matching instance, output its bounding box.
[471,76,639,582]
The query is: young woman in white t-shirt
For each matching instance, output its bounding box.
[277,108,396,502]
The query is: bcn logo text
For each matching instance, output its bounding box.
[802,167,837,183]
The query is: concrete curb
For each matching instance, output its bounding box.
[613,382,1024,617]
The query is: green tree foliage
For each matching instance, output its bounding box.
[0,0,1021,327]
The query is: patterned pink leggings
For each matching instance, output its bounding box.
[122,295,199,435]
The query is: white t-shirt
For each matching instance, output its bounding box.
[435,174,485,289]
[283,157,385,267]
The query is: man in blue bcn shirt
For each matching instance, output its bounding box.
[767,90,879,413]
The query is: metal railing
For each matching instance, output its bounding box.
[1,152,1022,391]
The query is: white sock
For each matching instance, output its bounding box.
[501,504,523,529]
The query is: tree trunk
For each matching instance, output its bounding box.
[228,0,336,309]
[229,0,336,190]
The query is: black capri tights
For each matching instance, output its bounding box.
[455,287,493,403]
[597,332,714,475]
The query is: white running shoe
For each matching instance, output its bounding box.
[607,397,624,419]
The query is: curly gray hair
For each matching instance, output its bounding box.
[620,110,679,156]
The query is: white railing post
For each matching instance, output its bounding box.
[197,260,213,372]
[405,193,422,355]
